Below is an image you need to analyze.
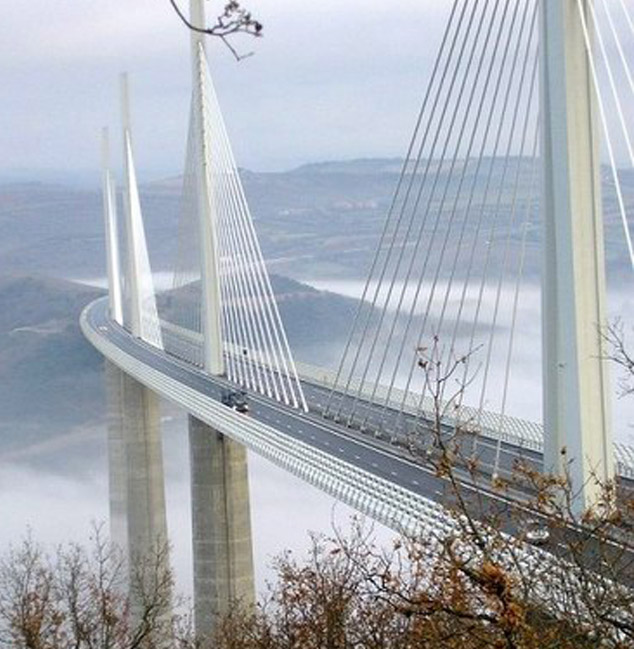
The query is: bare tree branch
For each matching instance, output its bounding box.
[168,0,262,61]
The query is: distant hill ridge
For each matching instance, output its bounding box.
[0,158,631,282]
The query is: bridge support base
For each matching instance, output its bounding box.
[105,361,170,606]
[189,416,255,637]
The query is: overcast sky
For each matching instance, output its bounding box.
[1,0,449,182]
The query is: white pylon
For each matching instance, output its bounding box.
[120,73,164,350]
[540,0,613,515]
[101,127,123,326]
[189,0,225,376]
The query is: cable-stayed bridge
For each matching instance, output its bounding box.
[81,0,634,635]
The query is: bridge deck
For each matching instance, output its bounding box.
[83,298,633,534]
[157,316,634,481]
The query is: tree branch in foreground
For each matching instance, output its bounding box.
[168,0,262,61]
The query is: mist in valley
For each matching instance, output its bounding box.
[1,159,633,602]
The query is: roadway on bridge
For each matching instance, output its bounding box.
[84,298,634,573]
[86,299,538,518]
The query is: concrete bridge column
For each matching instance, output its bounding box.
[105,360,130,558]
[105,361,169,599]
[189,416,255,636]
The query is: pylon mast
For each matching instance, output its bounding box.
[190,0,225,375]
[540,0,613,513]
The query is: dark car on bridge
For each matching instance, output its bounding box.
[221,389,249,414]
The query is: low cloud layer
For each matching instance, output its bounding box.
[0,408,393,599]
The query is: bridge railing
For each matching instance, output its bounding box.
[157,317,634,479]
[295,359,634,481]
[294,361,544,448]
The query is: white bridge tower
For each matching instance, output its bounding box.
[190,0,224,376]
[187,0,255,637]
[540,0,613,514]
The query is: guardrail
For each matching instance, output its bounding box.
[157,317,634,480]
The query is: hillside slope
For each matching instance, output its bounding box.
[0,274,359,455]
[0,276,105,452]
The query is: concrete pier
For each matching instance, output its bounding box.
[189,416,255,636]
[105,361,169,590]
[105,360,130,557]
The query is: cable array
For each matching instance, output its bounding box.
[576,0,634,270]
[138,0,634,436]
[122,132,164,350]
[162,45,306,410]
[162,104,205,366]
[325,0,541,461]
[324,0,634,473]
